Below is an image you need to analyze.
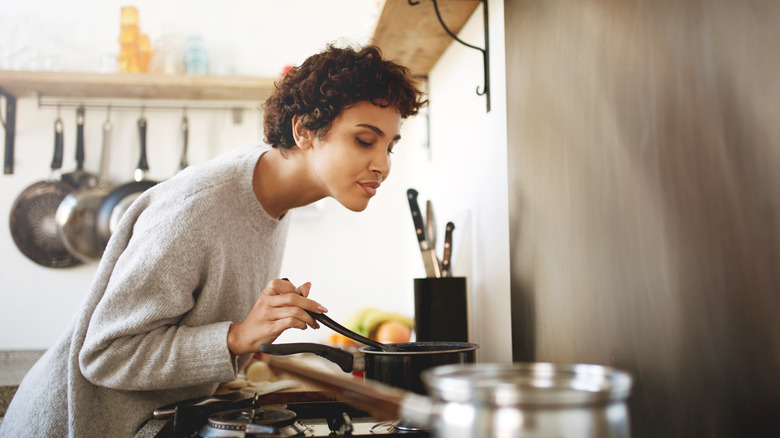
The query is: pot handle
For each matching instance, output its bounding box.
[259,343,355,374]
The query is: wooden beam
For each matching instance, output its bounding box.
[372,0,480,76]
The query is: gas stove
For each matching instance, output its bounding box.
[144,396,430,437]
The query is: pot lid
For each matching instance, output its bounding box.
[421,362,632,406]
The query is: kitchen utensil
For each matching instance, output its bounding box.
[61,107,98,189]
[178,113,189,171]
[414,277,468,342]
[426,199,436,249]
[420,362,633,438]
[3,91,15,175]
[259,342,477,395]
[8,117,81,267]
[261,357,633,438]
[308,310,404,353]
[441,221,455,277]
[262,354,408,421]
[55,114,114,262]
[279,278,402,352]
[407,189,440,278]
[95,116,158,249]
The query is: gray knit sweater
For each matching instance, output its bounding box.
[0,142,289,437]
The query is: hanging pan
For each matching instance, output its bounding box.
[178,112,189,172]
[96,116,158,250]
[8,117,81,267]
[55,112,114,262]
[61,106,99,190]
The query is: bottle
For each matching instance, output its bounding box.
[117,6,141,73]
[184,35,209,75]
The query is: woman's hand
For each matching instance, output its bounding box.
[227,278,327,356]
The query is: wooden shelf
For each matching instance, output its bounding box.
[0,1,481,101]
[0,70,276,101]
[371,0,481,77]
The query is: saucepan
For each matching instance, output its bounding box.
[263,281,479,395]
[261,356,634,438]
[96,116,158,249]
[259,341,478,396]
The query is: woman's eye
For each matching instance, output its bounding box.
[356,137,372,147]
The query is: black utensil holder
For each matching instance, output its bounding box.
[413,277,468,342]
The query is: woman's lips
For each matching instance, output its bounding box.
[360,181,380,196]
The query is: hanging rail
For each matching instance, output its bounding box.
[408,0,490,112]
[35,95,257,124]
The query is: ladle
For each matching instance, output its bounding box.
[282,278,404,352]
[307,310,405,352]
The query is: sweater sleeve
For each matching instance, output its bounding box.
[79,197,239,391]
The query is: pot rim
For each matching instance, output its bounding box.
[422,362,633,406]
[359,342,480,355]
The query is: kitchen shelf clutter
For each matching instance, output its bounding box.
[0,0,484,174]
[0,0,481,99]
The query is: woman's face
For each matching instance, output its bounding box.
[308,101,402,212]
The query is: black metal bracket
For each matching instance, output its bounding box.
[409,0,490,112]
[0,87,17,174]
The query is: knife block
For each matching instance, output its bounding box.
[413,277,468,342]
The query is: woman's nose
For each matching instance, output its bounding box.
[371,150,391,180]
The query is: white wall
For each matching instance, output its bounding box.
[0,0,512,363]
[424,0,512,362]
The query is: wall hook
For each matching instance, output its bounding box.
[410,0,490,112]
[0,87,17,174]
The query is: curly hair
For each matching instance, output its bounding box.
[263,44,426,149]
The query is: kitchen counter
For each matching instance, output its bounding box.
[0,350,45,418]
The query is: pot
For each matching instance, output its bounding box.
[258,342,478,395]
[8,117,81,267]
[417,362,633,438]
[95,116,157,249]
[55,117,114,262]
[262,357,633,438]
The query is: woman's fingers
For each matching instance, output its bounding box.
[264,297,320,329]
[228,279,328,355]
[261,278,297,296]
[296,282,312,297]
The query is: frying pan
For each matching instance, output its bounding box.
[61,107,98,190]
[96,116,157,250]
[8,118,81,267]
[55,116,114,262]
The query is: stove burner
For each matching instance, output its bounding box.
[371,420,428,434]
[209,408,296,429]
[391,419,428,432]
[198,408,306,437]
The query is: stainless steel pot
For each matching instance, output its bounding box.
[405,362,633,438]
[262,357,633,438]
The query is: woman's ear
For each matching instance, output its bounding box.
[292,115,314,149]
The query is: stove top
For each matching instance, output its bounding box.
[146,397,430,437]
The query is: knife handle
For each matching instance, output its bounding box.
[407,189,429,250]
[442,222,455,277]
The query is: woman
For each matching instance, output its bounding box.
[0,44,425,437]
